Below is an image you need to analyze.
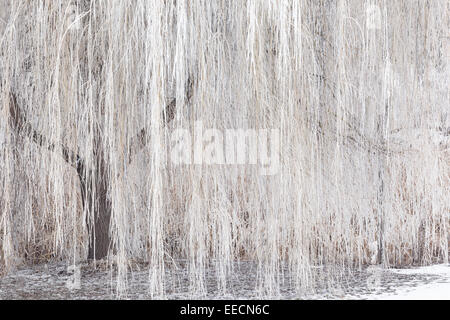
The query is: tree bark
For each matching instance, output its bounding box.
[78,126,112,261]
[80,158,111,261]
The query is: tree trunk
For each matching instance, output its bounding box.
[79,142,112,260]
[86,180,111,260]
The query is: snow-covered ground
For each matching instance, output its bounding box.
[364,265,450,300]
[0,262,448,300]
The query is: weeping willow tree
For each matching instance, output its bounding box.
[0,0,448,296]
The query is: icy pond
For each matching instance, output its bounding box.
[0,262,448,300]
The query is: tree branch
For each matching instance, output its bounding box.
[9,92,85,171]
[128,75,194,163]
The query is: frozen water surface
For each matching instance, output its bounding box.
[0,263,448,300]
